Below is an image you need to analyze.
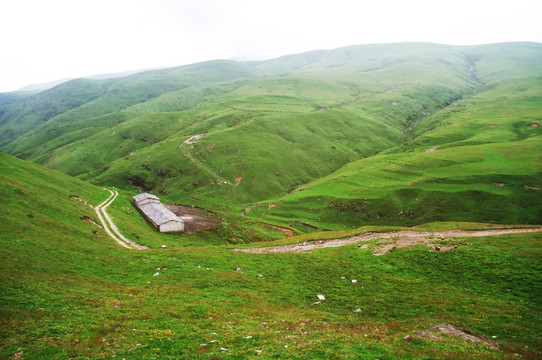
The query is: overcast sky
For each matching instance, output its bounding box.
[1,0,541,92]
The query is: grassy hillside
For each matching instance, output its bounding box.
[250,78,542,230]
[1,153,541,359]
[0,60,255,157]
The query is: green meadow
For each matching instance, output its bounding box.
[1,154,541,359]
[1,42,542,358]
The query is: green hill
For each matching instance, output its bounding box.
[1,42,542,358]
[1,153,541,359]
[2,43,541,233]
[247,77,542,230]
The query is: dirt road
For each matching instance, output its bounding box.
[95,189,148,249]
[234,227,542,254]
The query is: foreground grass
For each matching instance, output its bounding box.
[1,154,541,359]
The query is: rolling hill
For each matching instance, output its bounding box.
[1,41,542,359]
[1,153,541,359]
[1,42,540,232]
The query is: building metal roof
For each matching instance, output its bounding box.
[138,202,183,226]
[133,193,159,203]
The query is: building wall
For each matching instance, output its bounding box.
[159,220,185,233]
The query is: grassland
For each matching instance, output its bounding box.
[1,154,541,359]
[1,42,541,358]
[249,78,542,230]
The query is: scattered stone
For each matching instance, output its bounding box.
[236,267,244,272]
[209,340,217,343]
[311,301,321,305]
[200,344,207,347]
[220,347,228,351]
[351,279,358,284]
[244,335,253,339]
[257,274,264,278]
[153,272,160,276]
[255,350,262,354]
[12,349,23,359]
[156,267,161,270]
[354,308,361,312]
[317,294,326,301]
[403,335,411,341]
[160,245,167,248]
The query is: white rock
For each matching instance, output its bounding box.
[244,335,252,339]
[351,279,357,283]
[311,301,321,305]
[160,245,167,248]
[153,272,160,276]
[317,294,326,301]
[220,347,228,351]
[354,308,361,312]
[210,340,217,343]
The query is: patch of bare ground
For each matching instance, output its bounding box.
[425,146,438,153]
[493,182,505,187]
[372,237,462,256]
[271,225,295,238]
[430,323,497,348]
[525,184,541,190]
[70,195,93,208]
[165,205,221,234]
[235,227,542,253]
[81,216,102,228]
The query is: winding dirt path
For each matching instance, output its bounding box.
[234,227,542,254]
[95,189,148,249]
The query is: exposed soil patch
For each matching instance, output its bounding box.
[530,123,539,128]
[271,225,295,238]
[493,182,505,187]
[432,323,497,348]
[70,195,94,208]
[81,216,102,228]
[425,146,438,153]
[525,184,541,190]
[372,237,461,256]
[165,205,221,233]
[235,227,542,253]
[235,176,243,187]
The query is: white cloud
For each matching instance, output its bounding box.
[0,0,541,92]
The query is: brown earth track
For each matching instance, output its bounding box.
[165,205,221,233]
[234,227,542,254]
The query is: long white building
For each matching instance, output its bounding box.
[133,193,184,233]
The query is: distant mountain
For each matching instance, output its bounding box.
[1,42,541,228]
[11,67,165,96]
[17,78,74,92]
